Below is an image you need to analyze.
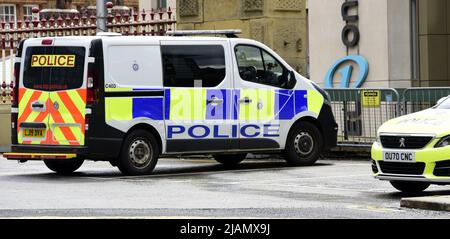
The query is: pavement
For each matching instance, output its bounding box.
[0,155,449,218]
[329,152,450,213]
[401,196,450,212]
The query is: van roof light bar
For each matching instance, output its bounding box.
[166,29,242,38]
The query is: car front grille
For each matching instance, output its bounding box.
[434,160,450,177]
[379,161,425,175]
[380,136,433,149]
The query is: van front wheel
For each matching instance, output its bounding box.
[118,130,159,176]
[44,159,84,175]
[284,122,323,166]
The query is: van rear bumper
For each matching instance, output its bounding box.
[4,152,77,160]
[9,137,123,161]
[10,144,88,155]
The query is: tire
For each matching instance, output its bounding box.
[44,158,84,175]
[213,154,247,167]
[117,129,159,176]
[284,122,323,166]
[390,181,430,193]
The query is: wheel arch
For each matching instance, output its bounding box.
[287,116,324,146]
[124,123,163,154]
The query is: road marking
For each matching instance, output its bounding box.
[0,171,49,176]
[0,216,285,219]
[259,183,389,195]
[347,204,405,213]
[81,167,294,181]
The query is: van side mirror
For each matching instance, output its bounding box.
[285,71,297,89]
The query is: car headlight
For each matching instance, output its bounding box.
[435,136,450,148]
[311,82,331,105]
[376,135,381,144]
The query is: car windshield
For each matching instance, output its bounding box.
[436,97,450,109]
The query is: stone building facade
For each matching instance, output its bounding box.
[176,0,308,77]
[309,0,450,88]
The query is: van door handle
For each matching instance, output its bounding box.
[239,97,253,105]
[207,97,224,106]
[31,102,44,108]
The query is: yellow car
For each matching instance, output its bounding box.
[372,96,450,193]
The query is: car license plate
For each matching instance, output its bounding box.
[23,128,45,138]
[383,151,416,162]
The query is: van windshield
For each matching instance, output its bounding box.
[23,46,85,91]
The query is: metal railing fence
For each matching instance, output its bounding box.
[402,87,450,115]
[326,88,401,147]
[0,2,176,104]
[326,87,450,147]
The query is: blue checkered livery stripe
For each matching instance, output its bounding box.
[112,89,310,121]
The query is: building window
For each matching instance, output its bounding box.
[162,45,226,88]
[23,5,37,21]
[0,5,16,24]
[157,0,167,9]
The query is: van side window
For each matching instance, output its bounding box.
[235,45,290,89]
[162,45,226,88]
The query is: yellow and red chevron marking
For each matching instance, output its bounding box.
[17,88,86,146]
[18,88,49,145]
[48,89,86,146]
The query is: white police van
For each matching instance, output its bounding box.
[6,31,338,175]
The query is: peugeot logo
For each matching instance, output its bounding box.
[399,138,406,148]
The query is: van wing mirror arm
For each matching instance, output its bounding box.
[286,71,297,89]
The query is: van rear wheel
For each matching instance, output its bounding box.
[390,181,430,193]
[284,122,323,166]
[118,130,159,176]
[44,159,84,175]
[213,154,247,167]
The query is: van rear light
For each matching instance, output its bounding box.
[86,63,97,105]
[11,63,20,107]
[87,88,94,105]
[87,76,94,88]
[11,111,18,144]
[85,116,89,131]
[41,39,53,45]
[11,113,17,129]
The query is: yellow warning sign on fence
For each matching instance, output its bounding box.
[362,90,381,108]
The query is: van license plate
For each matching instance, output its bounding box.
[23,128,45,138]
[383,151,416,162]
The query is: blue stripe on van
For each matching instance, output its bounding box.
[232,90,240,120]
[206,89,229,120]
[164,89,171,120]
[295,90,308,115]
[132,98,164,120]
[276,90,295,120]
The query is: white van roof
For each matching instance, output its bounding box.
[23,35,261,46]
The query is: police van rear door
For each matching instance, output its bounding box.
[18,39,87,146]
